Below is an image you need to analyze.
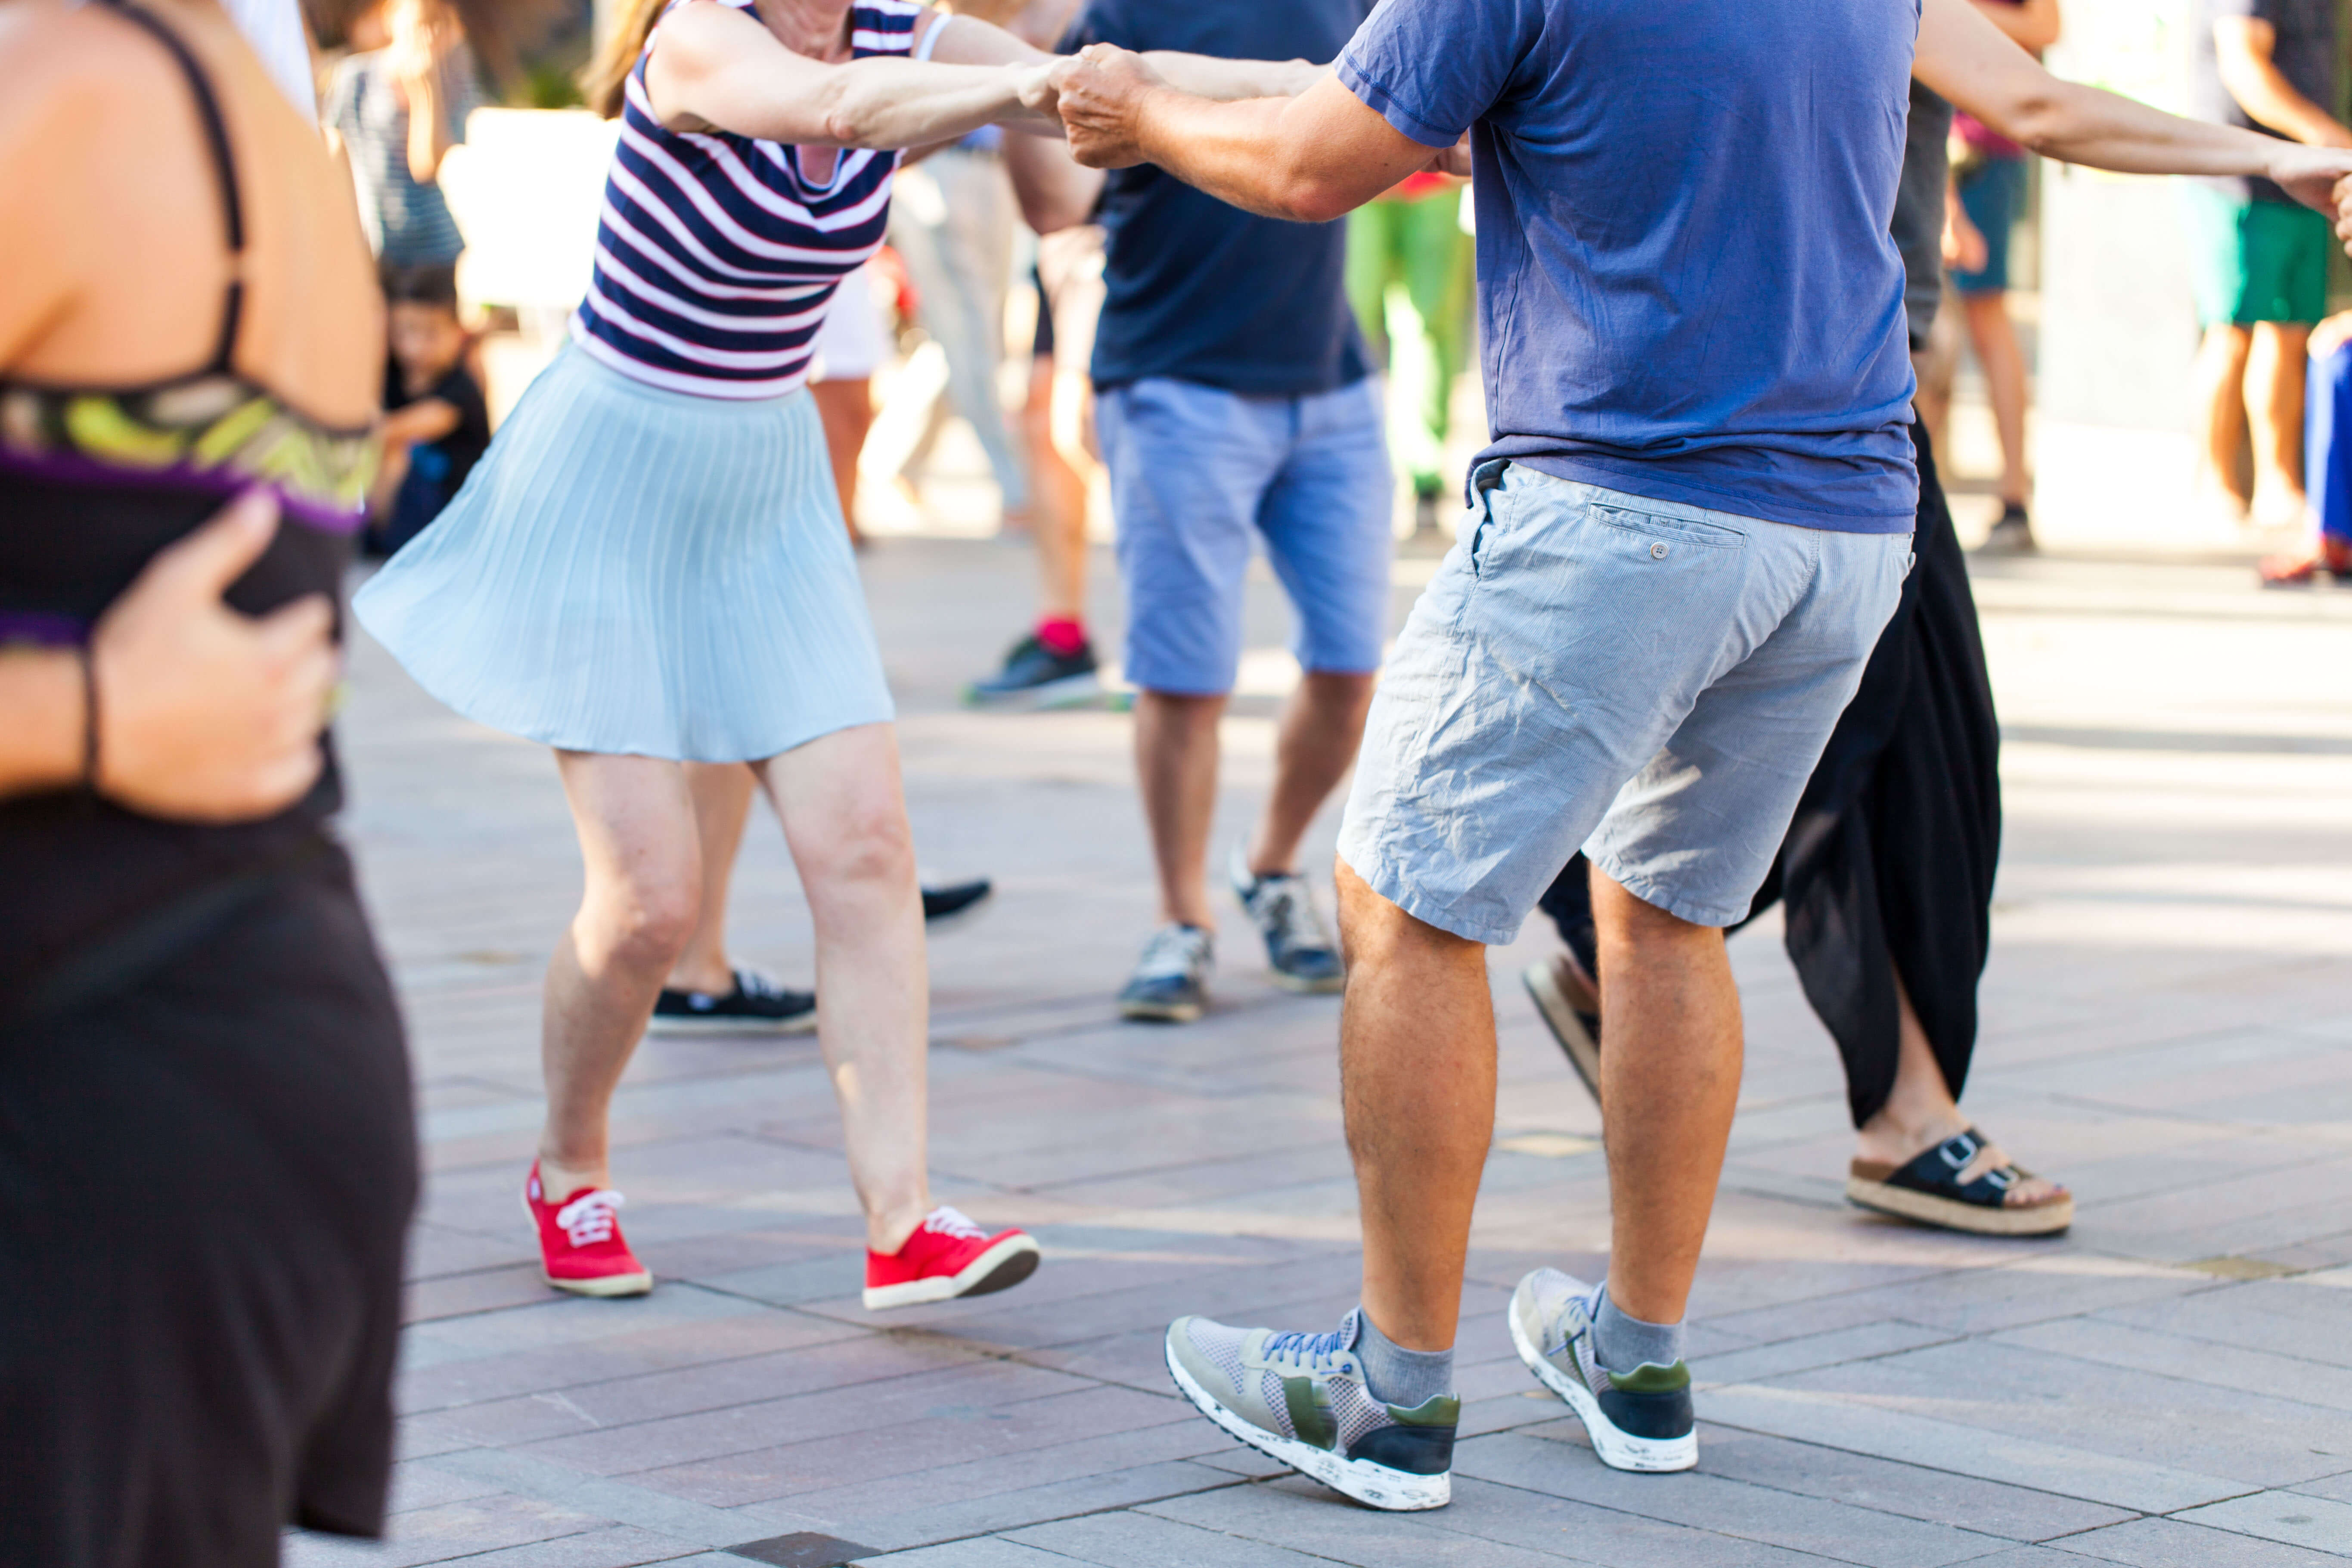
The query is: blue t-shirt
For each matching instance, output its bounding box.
[1339,0,1921,532]
[1068,0,1372,396]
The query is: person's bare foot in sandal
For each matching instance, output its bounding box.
[1847,980,2070,1237]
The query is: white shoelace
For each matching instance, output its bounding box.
[735,968,792,1003]
[922,1205,989,1242]
[554,1189,625,1247]
[1248,874,1333,952]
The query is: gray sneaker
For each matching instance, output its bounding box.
[1229,848,1344,993]
[1508,1267,1696,1472]
[1118,923,1213,1022]
[1165,1310,1456,1510]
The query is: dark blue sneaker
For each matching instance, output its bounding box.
[648,969,816,1036]
[964,633,1102,710]
[1230,848,1344,994]
[1117,924,1212,1022]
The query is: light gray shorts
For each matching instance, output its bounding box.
[1337,462,1913,942]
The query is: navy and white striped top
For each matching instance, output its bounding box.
[571,0,940,399]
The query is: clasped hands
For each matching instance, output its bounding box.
[1017,45,1473,178]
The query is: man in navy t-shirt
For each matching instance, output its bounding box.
[1050,0,1403,1030]
[1047,0,1924,1506]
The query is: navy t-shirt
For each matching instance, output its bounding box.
[1339,0,1920,532]
[1067,0,1372,396]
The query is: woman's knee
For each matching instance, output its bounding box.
[800,798,916,891]
[583,855,702,968]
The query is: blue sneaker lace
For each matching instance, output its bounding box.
[1263,1328,1345,1365]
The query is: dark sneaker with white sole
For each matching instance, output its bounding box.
[964,633,1102,709]
[1118,923,1212,1022]
[648,968,816,1035]
[1165,1310,1456,1510]
[922,878,993,928]
[1508,1267,1696,1472]
[1229,848,1344,993]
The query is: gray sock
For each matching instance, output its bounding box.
[1594,1285,1685,1372]
[1352,1309,1454,1409]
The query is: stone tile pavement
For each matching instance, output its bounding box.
[292,540,2352,1567]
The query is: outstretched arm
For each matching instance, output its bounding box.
[644,2,1054,149]
[1918,0,2352,213]
[1051,48,1441,222]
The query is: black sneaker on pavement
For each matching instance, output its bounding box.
[1230,848,1344,993]
[1118,924,1213,1022]
[649,968,816,1035]
[1978,502,2035,554]
[964,633,1102,710]
[922,878,993,928]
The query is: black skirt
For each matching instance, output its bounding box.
[0,842,416,1567]
[1537,424,2001,1127]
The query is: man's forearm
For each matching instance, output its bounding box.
[1134,90,1340,220]
[1141,53,1324,103]
[1992,74,2314,177]
[2221,59,2350,146]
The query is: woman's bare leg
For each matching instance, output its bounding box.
[755,723,931,1253]
[667,763,757,997]
[1853,970,2064,1207]
[539,751,704,1201]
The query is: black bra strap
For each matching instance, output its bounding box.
[93,0,248,373]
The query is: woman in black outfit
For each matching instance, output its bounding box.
[0,0,415,1560]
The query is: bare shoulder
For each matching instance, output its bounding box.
[0,2,195,148]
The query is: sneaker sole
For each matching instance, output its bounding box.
[1508,1308,1696,1473]
[923,892,995,935]
[1522,963,1601,1106]
[519,1192,655,1297]
[645,1012,818,1037]
[961,672,1106,711]
[1119,997,1204,1023]
[863,1234,1042,1310]
[1846,1177,2074,1237]
[1164,1335,1450,1511]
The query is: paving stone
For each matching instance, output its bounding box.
[2293,1472,2352,1505]
[2171,1491,2352,1556]
[1141,1484,1607,1567]
[1010,1508,1348,1566]
[2045,1515,2349,1567]
[1992,1317,2352,1414]
[1454,1431,2014,1568]
[1691,1429,2136,1542]
[423,1525,711,1566]
[848,1541,1077,1567]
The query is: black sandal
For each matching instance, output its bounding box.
[1847,1127,2071,1237]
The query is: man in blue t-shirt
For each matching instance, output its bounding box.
[1042,0,2352,1513]
[1050,0,1924,1505]
[1044,0,1401,1029]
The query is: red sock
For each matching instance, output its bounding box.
[1036,616,1087,657]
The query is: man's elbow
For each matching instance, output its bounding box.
[1270,169,1362,225]
[1998,84,2074,157]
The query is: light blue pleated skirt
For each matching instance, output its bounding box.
[354,344,894,762]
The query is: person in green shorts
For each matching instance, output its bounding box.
[2186,0,2349,530]
[1346,174,1471,531]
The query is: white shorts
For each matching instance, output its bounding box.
[810,263,887,383]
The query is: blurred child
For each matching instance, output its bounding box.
[370,263,489,557]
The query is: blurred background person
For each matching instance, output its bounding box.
[2185,0,2347,531]
[967,0,1110,708]
[369,260,489,557]
[809,261,889,549]
[0,0,414,1556]
[324,0,485,268]
[1934,0,2058,553]
[1346,168,1472,536]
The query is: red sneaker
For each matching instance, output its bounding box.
[523,1162,652,1297]
[864,1206,1041,1309]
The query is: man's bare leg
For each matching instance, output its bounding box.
[667,763,756,997]
[1590,869,1742,1326]
[2246,320,2313,530]
[2194,323,2255,521]
[1246,671,1377,877]
[1136,690,1227,929]
[1337,859,1494,1351]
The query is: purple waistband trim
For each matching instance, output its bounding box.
[0,611,88,648]
[0,448,367,535]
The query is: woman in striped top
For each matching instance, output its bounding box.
[354,0,1309,1309]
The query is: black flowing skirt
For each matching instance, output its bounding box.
[0,842,416,1567]
[1537,424,2001,1127]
